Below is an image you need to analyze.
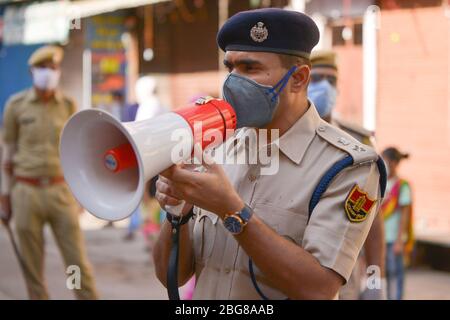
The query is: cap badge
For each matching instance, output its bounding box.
[250,22,268,43]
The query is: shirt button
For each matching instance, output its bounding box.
[224,268,231,274]
[318,126,326,132]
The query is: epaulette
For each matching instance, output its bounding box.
[316,121,378,165]
[5,89,29,105]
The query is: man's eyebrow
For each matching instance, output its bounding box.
[223,58,263,68]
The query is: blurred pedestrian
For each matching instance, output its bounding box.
[110,90,125,121]
[308,50,386,300]
[121,97,139,123]
[134,76,167,121]
[381,147,413,300]
[0,45,98,300]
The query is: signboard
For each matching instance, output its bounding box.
[3,1,70,45]
[86,13,127,112]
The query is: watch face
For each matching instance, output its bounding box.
[224,216,243,234]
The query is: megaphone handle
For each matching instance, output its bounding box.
[165,201,185,217]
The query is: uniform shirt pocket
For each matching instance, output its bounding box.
[18,115,39,144]
[193,210,219,265]
[51,115,67,145]
[253,202,308,245]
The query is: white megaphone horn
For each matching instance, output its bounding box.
[59,98,236,222]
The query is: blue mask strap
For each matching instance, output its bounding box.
[266,65,298,102]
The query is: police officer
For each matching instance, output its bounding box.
[1,45,98,299]
[308,50,386,299]
[153,8,385,299]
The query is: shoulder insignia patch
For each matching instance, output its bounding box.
[344,184,376,223]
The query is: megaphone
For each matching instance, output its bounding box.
[60,98,236,221]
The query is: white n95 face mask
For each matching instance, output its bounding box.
[32,67,61,90]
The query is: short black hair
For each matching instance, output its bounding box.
[278,53,311,69]
[382,147,410,162]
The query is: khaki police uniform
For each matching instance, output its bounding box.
[3,88,98,299]
[190,103,382,299]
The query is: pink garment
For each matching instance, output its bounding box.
[142,222,160,236]
[183,277,196,300]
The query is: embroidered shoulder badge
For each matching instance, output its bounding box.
[250,22,268,43]
[344,184,376,223]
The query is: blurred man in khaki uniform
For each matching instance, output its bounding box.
[308,50,386,299]
[0,45,98,300]
[153,9,386,299]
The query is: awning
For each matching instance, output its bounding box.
[2,0,170,45]
[68,0,170,19]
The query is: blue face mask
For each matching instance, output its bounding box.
[222,66,297,128]
[307,79,337,118]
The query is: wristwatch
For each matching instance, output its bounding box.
[223,204,253,235]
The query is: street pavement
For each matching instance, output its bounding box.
[1,213,449,300]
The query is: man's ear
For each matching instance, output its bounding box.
[290,65,310,93]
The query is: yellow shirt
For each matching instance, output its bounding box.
[191,103,382,299]
[2,88,76,177]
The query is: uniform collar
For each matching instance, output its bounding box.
[277,100,322,165]
[26,87,64,104]
[226,100,322,166]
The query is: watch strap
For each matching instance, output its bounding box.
[238,204,253,224]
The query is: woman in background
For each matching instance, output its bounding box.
[381,147,414,300]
